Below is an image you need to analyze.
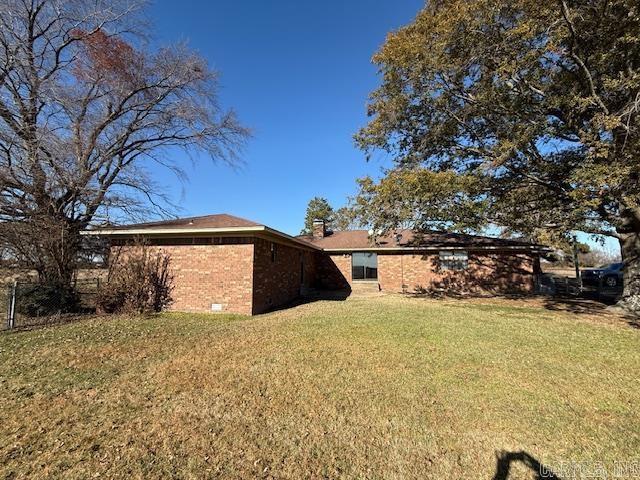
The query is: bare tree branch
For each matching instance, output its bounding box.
[0,0,249,284]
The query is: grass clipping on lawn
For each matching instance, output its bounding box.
[0,296,638,479]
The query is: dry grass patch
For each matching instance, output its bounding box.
[1,296,639,479]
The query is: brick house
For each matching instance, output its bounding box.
[91,214,547,315]
[300,220,545,296]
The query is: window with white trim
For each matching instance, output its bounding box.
[439,250,468,271]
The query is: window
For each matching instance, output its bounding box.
[352,252,378,280]
[213,236,252,245]
[439,250,468,271]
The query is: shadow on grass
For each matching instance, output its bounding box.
[541,295,614,314]
[542,295,640,328]
[492,451,561,480]
[405,291,530,301]
[260,288,351,314]
[626,317,640,328]
[404,289,640,326]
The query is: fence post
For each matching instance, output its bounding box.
[4,284,8,329]
[572,234,582,292]
[6,281,16,330]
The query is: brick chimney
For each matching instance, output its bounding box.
[312,219,326,239]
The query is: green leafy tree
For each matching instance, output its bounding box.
[355,0,640,311]
[301,197,334,234]
[332,206,357,232]
[351,169,487,233]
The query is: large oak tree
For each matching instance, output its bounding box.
[356,0,640,311]
[0,0,248,285]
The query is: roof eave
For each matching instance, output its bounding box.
[82,225,321,251]
[321,245,549,253]
[82,225,267,236]
[261,227,321,250]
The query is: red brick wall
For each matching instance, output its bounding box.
[252,238,312,314]
[377,254,402,292]
[316,250,537,294]
[316,253,351,289]
[378,251,536,294]
[111,243,255,315]
[112,238,319,316]
[302,249,318,291]
[111,240,538,316]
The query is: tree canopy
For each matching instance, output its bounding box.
[0,0,248,284]
[301,197,334,234]
[356,0,640,309]
[332,206,357,232]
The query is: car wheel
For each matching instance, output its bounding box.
[603,275,618,288]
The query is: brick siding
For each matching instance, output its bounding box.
[322,251,537,294]
[316,253,351,289]
[111,239,539,316]
[111,237,318,315]
[143,243,254,315]
[252,238,317,314]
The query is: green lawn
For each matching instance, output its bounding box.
[1,296,638,479]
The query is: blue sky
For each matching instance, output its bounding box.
[149,0,619,254]
[149,0,423,234]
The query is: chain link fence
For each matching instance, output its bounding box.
[537,272,623,302]
[3,278,101,331]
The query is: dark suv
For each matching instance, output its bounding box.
[581,262,623,294]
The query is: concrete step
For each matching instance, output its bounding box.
[351,281,381,295]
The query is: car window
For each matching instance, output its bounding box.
[597,263,623,271]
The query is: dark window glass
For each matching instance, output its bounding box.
[352,252,378,280]
[439,250,469,271]
[193,237,213,245]
[148,237,194,246]
[120,236,256,246]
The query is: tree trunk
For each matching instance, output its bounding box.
[43,223,81,287]
[28,216,82,287]
[617,208,640,313]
